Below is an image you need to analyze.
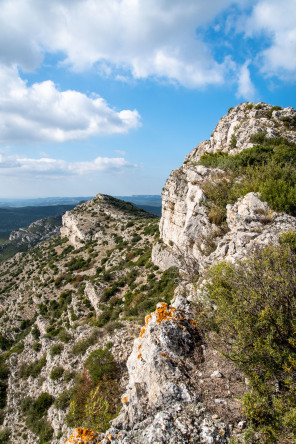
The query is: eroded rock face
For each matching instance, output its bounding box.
[93,303,231,444]
[153,102,296,274]
[61,193,157,248]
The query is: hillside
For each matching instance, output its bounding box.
[0,103,295,443]
[0,204,78,234]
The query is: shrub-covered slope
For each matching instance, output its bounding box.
[0,194,172,443]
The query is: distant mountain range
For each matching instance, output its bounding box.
[0,196,162,236]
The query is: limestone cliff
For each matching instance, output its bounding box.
[152,102,296,274]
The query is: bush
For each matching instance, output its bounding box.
[85,348,118,384]
[0,427,10,443]
[20,354,46,379]
[55,388,74,410]
[198,137,296,222]
[21,393,54,443]
[66,347,121,433]
[50,366,64,380]
[50,343,63,356]
[199,242,296,442]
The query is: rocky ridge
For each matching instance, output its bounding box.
[9,215,62,246]
[152,102,296,274]
[0,102,295,443]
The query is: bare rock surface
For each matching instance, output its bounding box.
[94,303,240,443]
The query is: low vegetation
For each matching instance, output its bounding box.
[198,134,296,224]
[198,232,296,442]
[66,347,121,432]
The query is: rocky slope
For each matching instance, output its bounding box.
[0,195,161,443]
[9,215,62,246]
[0,102,295,444]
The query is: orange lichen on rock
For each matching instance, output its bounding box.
[65,427,99,444]
[161,352,168,359]
[122,395,129,404]
[139,314,152,338]
[137,353,142,359]
[189,319,197,329]
[155,303,176,323]
[138,344,142,351]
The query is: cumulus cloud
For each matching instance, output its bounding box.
[236,61,256,99]
[0,152,135,176]
[0,0,244,88]
[244,0,296,79]
[0,65,140,143]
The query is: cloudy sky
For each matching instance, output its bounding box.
[0,0,295,198]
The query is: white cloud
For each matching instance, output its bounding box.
[0,152,135,176]
[0,65,140,143]
[236,61,256,99]
[0,0,245,88]
[244,0,296,79]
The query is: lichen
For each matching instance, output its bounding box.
[65,427,99,443]
[155,302,176,323]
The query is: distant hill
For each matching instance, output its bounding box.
[0,196,93,207]
[115,195,162,216]
[0,204,77,233]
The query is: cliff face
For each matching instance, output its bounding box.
[152,102,296,274]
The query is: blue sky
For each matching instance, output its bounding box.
[0,0,295,198]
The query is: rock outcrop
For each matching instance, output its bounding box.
[9,215,62,247]
[95,302,232,444]
[153,102,296,274]
[61,194,157,248]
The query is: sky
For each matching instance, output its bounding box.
[0,0,295,198]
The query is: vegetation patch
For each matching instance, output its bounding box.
[21,393,54,443]
[66,347,121,432]
[198,135,296,224]
[197,236,296,442]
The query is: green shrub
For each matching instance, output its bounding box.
[230,133,237,148]
[21,393,54,443]
[198,242,296,442]
[85,348,118,384]
[0,427,10,443]
[50,366,64,380]
[66,347,120,432]
[20,354,46,379]
[55,388,74,410]
[198,137,296,221]
[50,343,63,356]
[71,329,101,355]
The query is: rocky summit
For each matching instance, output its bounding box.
[0,102,296,443]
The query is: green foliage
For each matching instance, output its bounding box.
[0,357,9,414]
[20,354,46,379]
[198,137,296,223]
[67,256,91,272]
[198,242,296,442]
[71,329,102,355]
[50,343,63,356]
[21,393,54,443]
[50,366,64,380]
[66,347,120,432]
[0,427,10,443]
[230,133,237,148]
[85,348,117,384]
[54,388,74,410]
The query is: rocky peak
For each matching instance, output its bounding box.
[186,102,296,162]
[153,102,296,275]
[61,193,157,248]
